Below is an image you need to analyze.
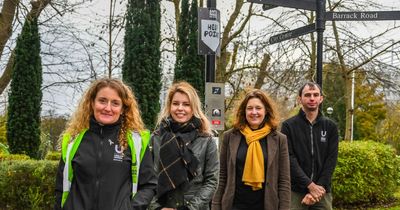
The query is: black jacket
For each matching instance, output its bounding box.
[281,109,338,193]
[148,131,219,210]
[54,118,157,210]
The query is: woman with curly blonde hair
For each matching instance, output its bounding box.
[55,78,156,210]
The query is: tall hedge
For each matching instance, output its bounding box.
[122,0,161,130]
[7,18,42,158]
[174,0,205,101]
[333,140,400,206]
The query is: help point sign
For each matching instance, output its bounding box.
[198,8,221,55]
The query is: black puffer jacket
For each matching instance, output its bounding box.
[54,118,157,210]
[281,109,338,193]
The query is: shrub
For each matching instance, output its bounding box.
[0,143,9,155]
[44,151,61,161]
[0,160,58,210]
[0,153,30,161]
[333,141,400,206]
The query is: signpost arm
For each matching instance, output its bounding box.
[316,0,325,89]
[206,0,216,83]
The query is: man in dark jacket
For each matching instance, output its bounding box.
[281,82,338,210]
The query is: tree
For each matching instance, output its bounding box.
[0,0,50,95]
[174,0,205,100]
[326,0,400,140]
[40,111,67,151]
[123,0,161,130]
[353,76,386,141]
[323,62,346,139]
[7,17,42,158]
[378,102,400,154]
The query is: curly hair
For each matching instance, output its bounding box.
[157,81,211,135]
[63,78,145,150]
[233,89,280,130]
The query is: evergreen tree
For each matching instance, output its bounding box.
[123,0,161,130]
[175,0,205,101]
[323,63,346,139]
[7,18,42,158]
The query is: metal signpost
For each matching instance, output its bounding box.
[198,0,225,131]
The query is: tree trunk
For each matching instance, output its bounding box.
[0,0,50,95]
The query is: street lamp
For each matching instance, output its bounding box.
[326,107,333,115]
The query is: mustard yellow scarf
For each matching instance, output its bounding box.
[240,124,271,190]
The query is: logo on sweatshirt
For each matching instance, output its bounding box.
[320,131,327,142]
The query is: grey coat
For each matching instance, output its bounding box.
[149,132,219,210]
[211,128,291,210]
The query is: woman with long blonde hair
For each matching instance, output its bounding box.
[149,81,219,210]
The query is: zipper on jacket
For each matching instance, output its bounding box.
[310,124,314,181]
[94,126,104,210]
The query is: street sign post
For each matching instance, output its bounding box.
[198,8,221,56]
[248,0,316,11]
[325,11,400,21]
[205,83,225,131]
[269,23,316,44]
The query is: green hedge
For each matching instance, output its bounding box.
[44,151,61,161]
[0,153,30,161]
[333,140,400,206]
[0,160,58,210]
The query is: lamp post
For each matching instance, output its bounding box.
[326,106,333,115]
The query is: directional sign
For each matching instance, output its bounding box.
[198,8,221,55]
[262,4,278,11]
[248,0,316,11]
[325,11,400,21]
[269,23,315,44]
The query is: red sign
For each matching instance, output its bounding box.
[212,120,221,125]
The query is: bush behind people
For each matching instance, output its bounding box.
[333,140,400,207]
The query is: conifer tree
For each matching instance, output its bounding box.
[7,18,42,158]
[175,0,205,101]
[123,0,161,130]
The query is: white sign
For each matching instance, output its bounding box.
[201,20,220,52]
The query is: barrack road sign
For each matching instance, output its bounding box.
[325,11,400,21]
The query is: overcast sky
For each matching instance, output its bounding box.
[35,0,400,117]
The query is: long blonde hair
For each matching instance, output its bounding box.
[157,81,211,135]
[63,78,145,149]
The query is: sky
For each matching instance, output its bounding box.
[4,0,398,117]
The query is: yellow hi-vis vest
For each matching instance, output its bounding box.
[60,129,150,208]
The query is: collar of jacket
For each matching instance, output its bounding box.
[89,116,122,134]
[298,108,324,125]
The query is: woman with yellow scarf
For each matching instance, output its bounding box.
[212,89,290,210]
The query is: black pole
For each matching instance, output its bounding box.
[206,0,216,83]
[316,0,325,89]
